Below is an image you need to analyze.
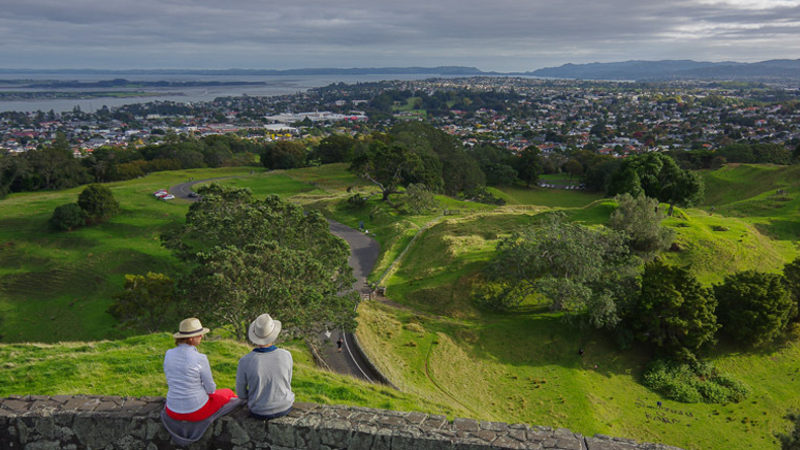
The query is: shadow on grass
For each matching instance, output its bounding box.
[754,219,800,241]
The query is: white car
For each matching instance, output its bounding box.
[154,190,169,198]
[161,194,175,200]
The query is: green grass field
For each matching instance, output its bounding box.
[0,333,455,416]
[0,166,330,342]
[3,162,800,449]
[354,164,800,449]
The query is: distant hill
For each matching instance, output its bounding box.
[528,59,800,81]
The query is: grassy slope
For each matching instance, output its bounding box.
[353,169,800,449]
[4,163,800,448]
[0,333,455,416]
[0,167,317,343]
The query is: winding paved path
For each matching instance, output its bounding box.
[170,178,384,383]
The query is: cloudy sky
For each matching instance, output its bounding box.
[2,0,799,72]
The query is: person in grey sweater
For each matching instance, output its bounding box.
[236,314,295,419]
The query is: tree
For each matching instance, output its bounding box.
[714,271,796,346]
[563,158,583,181]
[783,257,800,308]
[630,260,719,357]
[514,146,542,187]
[350,140,438,201]
[49,203,87,231]
[607,153,703,215]
[313,134,355,164]
[163,184,357,340]
[778,411,800,450]
[260,141,307,170]
[108,272,178,332]
[78,184,120,223]
[480,213,638,328]
[608,193,675,256]
[404,183,438,214]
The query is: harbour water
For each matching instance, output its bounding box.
[0,73,447,113]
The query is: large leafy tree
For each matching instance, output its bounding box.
[480,213,638,329]
[260,140,307,170]
[514,146,542,187]
[392,121,483,195]
[163,184,357,340]
[350,140,440,201]
[631,260,719,357]
[608,193,675,257]
[714,270,796,346]
[782,257,800,313]
[607,152,703,215]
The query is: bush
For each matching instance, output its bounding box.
[78,183,120,223]
[642,359,749,404]
[49,203,87,231]
[404,183,438,214]
[715,270,796,346]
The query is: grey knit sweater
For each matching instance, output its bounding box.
[235,347,295,416]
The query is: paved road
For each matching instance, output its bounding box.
[321,220,381,382]
[170,178,385,383]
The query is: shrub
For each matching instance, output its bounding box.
[78,183,120,223]
[49,203,87,231]
[642,359,749,404]
[715,270,796,346]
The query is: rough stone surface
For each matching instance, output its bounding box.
[0,396,684,449]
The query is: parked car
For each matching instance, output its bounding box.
[188,191,199,198]
[154,190,169,198]
[161,194,175,200]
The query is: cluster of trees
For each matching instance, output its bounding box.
[0,134,89,198]
[110,185,358,341]
[0,133,263,198]
[479,201,800,360]
[259,122,542,203]
[563,152,703,215]
[670,143,797,169]
[49,184,120,231]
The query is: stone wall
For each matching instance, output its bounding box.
[0,395,683,449]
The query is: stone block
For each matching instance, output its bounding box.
[473,429,496,443]
[3,399,30,414]
[453,418,480,433]
[491,435,528,449]
[346,423,377,450]
[319,418,352,448]
[392,427,454,450]
[406,411,427,425]
[480,421,508,432]
[267,419,296,447]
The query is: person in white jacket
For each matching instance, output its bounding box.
[163,317,238,421]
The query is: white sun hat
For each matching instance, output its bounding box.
[248,314,282,346]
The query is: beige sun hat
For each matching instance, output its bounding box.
[173,317,210,339]
[248,314,282,346]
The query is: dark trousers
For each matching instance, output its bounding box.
[250,406,292,420]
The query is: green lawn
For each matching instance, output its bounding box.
[357,299,799,449]
[0,167,317,343]
[0,333,455,416]
[4,163,800,449]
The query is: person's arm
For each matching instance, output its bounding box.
[288,352,293,384]
[235,358,248,401]
[198,354,216,394]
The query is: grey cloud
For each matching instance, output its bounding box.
[0,0,798,70]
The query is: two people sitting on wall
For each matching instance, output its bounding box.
[160,315,294,445]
